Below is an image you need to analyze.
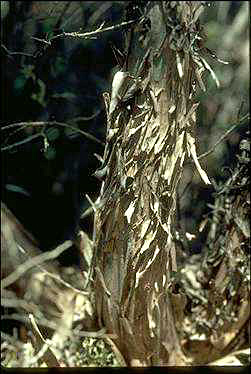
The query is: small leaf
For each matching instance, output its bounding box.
[31,79,46,107]
[22,65,35,80]
[14,76,27,92]
[44,146,56,160]
[5,184,30,197]
[45,128,60,141]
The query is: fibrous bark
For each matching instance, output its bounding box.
[92,1,213,366]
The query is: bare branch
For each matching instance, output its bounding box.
[70,109,101,122]
[198,114,249,160]
[73,327,108,338]
[49,19,135,42]
[2,17,135,60]
[1,297,36,311]
[1,121,105,151]
[1,43,34,58]
[1,313,57,331]
[1,240,72,289]
[35,265,89,296]
[1,133,42,151]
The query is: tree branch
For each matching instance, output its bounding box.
[198,114,249,160]
[1,240,72,289]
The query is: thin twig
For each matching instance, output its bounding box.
[85,194,97,213]
[1,240,72,289]
[1,121,105,151]
[35,265,89,296]
[48,19,135,43]
[2,123,32,148]
[16,239,90,296]
[198,114,249,160]
[1,313,58,331]
[2,19,135,61]
[70,109,101,122]
[73,327,107,338]
[1,133,42,151]
[29,314,48,345]
[1,43,34,58]
[29,314,60,367]
[1,297,37,311]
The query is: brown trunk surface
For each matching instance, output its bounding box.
[93,2,211,366]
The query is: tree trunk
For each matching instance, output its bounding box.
[93,2,211,366]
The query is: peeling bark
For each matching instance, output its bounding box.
[92,2,214,366]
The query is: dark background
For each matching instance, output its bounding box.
[1,1,249,259]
